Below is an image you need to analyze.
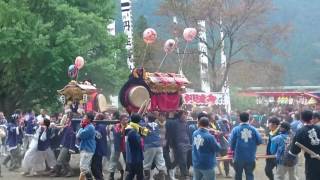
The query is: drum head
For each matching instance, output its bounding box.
[128,86,150,108]
[97,94,108,112]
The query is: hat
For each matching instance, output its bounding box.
[130,113,141,123]
[280,122,290,132]
[86,112,95,122]
[197,111,208,120]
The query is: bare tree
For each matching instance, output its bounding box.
[160,0,290,91]
[229,61,285,88]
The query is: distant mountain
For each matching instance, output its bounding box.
[115,0,320,86]
[270,0,320,85]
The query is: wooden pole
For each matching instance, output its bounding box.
[217,154,276,161]
[295,142,320,160]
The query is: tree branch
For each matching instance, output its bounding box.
[229,59,244,65]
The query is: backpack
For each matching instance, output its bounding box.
[280,134,297,167]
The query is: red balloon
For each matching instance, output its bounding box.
[143,28,157,44]
[164,39,176,53]
[183,28,197,42]
[74,56,85,69]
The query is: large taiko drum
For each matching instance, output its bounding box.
[119,68,190,113]
[127,86,150,108]
[97,94,108,112]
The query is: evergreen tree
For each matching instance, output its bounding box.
[0,0,128,113]
[132,15,162,70]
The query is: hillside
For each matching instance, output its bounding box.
[273,0,320,85]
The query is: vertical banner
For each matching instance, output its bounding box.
[121,0,135,71]
[197,20,211,93]
[220,19,231,113]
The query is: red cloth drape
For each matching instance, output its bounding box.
[86,92,98,112]
[151,93,180,111]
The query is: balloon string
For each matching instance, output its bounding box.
[158,53,168,71]
[180,43,188,73]
[75,68,79,82]
[141,43,149,67]
[174,37,182,73]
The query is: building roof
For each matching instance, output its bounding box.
[242,86,320,92]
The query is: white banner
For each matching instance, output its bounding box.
[182,92,226,105]
[121,0,135,71]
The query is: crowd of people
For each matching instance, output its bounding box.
[0,107,319,180]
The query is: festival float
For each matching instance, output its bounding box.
[119,28,196,114]
[119,68,190,113]
[57,80,111,115]
[57,56,116,130]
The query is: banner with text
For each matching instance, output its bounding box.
[182,92,226,105]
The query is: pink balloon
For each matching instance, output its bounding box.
[164,39,176,53]
[143,28,157,44]
[74,56,85,69]
[183,28,197,42]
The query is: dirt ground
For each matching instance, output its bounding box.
[0,144,305,180]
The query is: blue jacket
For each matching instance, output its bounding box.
[60,126,76,149]
[144,122,161,149]
[192,128,221,170]
[125,127,143,164]
[38,127,51,151]
[270,132,290,165]
[6,123,20,150]
[290,120,302,135]
[229,123,262,162]
[95,124,109,157]
[175,119,191,150]
[49,128,62,150]
[165,118,191,151]
[25,114,36,135]
[77,124,96,153]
